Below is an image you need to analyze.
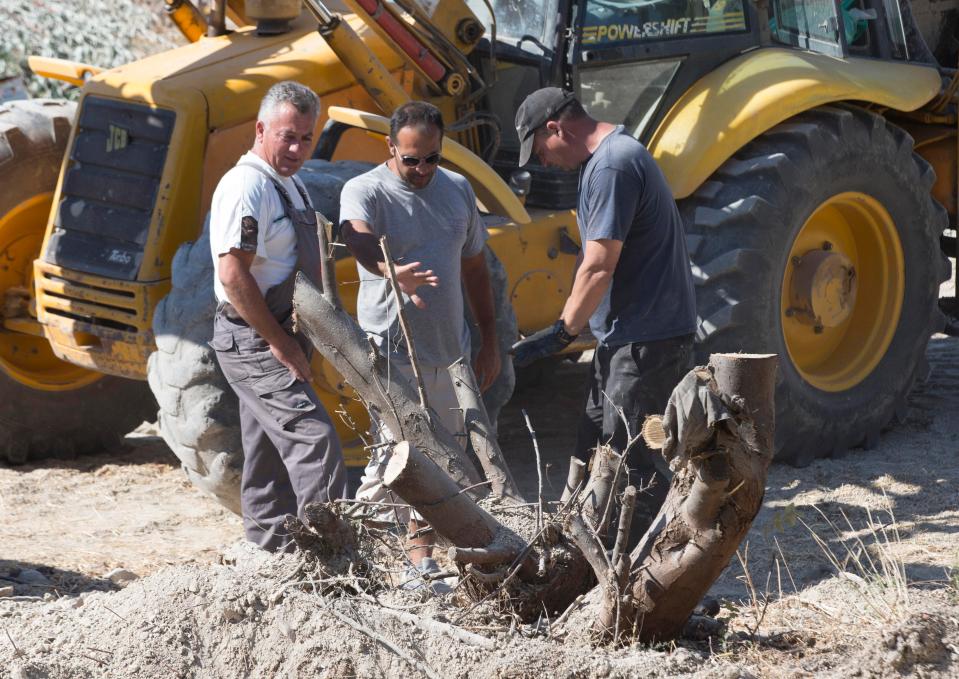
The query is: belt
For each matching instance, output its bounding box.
[217,301,292,326]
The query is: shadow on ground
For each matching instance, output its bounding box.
[0,560,115,597]
[0,427,179,474]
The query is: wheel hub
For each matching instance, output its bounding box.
[787,245,857,330]
[780,191,904,392]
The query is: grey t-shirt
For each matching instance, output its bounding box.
[578,125,697,345]
[339,163,487,367]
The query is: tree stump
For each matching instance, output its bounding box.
[291,224,779,644]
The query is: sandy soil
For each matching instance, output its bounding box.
[2,324,958,677]
[5,336,954,589]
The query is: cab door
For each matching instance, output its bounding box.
[769,0,846,56]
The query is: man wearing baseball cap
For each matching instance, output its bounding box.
[511,87,697,543]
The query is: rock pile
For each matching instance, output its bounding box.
[0,0,184,100]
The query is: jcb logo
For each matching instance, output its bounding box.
[106,124,129,153]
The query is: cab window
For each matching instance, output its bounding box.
[582,0,748,45]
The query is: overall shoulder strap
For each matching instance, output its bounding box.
[235,161,296,210]
[289,174,313,209]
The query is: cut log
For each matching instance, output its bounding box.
[382,442,503,550]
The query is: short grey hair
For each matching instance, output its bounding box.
[258,81,320,123]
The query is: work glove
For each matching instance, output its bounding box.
[510,320,577,368]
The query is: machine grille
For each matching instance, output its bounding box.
[43,96,175,281]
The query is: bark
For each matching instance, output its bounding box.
[448,358,524,503]
[621,353,778,643]
[292,229,482,489]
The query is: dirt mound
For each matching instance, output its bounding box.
[851,609,957,677]
[0,541,677,679]
[4,534,957,678]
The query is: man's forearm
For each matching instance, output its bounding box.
[560,266,612,335]
[342,225,385,277]
[223,269,291,347]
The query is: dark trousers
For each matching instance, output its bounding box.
[575,334,694,537]
[212,313,347,553]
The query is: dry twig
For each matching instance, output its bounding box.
[522,409,545,531]
[377,607,496,650]
[328,605,443,679]
[379,236,430,415]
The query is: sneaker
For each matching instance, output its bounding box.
[400,557,452,593]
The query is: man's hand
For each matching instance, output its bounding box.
[392,261,438,309]
[220,249,313,381]
[472,340,501,392]
[510,320,577,368]
[270,333,313,382]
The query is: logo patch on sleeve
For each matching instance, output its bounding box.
[240,216,258,252]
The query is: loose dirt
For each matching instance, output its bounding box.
[2,327,958,677]
[1,7,957,671]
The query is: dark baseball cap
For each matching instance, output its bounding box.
[514,87,576,166]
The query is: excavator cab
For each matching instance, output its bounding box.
[473,0,928,152]
[466,0,952,471]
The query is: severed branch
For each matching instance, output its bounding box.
[379,236,430,415]
[566,514,614,591]
[448,545,519,565]
[313,210,340,310]
[383,442,505,550]
[560,457,587,505]
[580,445,620,536]
[448,357,524,503]
[294,267,483,488]
[610,485,636,570]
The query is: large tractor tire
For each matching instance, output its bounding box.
[0,99,156,464]
[681,104,949,466]
[148,159,518,513]
[147,220,242,512]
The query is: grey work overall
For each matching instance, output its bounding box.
[209,165,346,552]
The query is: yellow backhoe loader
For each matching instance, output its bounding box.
[1,0,954,511]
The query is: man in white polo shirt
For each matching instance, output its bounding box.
[207,81,346,552]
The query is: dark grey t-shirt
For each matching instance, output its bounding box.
[577,126,696,345]
[339,163,487,367]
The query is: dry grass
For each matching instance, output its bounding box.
[800,499,910,626]
[707,500,915,675]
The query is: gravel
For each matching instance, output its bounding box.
[0,0,185,100]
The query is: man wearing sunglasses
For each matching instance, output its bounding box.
[339,100,500,584]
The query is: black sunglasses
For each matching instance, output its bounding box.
[398,151,441,167]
